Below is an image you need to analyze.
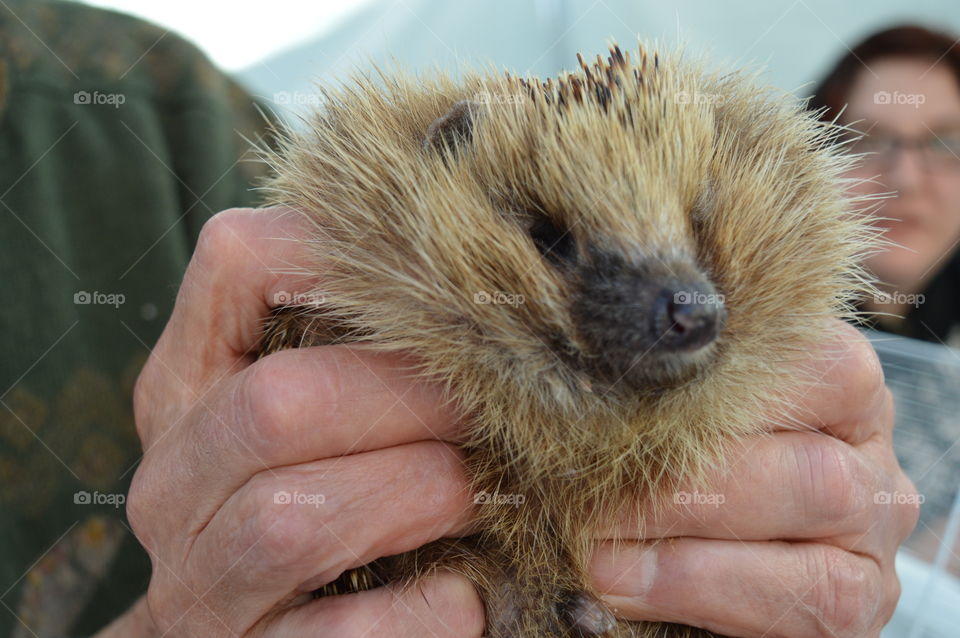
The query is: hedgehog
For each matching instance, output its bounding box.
[255,40,879,638]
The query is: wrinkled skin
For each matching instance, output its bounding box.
[96,207,919,638]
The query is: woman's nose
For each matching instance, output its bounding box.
[884,144,928,194]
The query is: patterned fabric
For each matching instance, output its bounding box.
[0,1,277,634]
[871,333,960,577]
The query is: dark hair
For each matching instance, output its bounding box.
[809,24,960,123]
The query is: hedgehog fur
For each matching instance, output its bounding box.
[256,39,881,638]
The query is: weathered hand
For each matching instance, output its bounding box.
[590,322,920,637]
[120,208,485,637]
[112,207,917,638]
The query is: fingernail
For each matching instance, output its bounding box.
[591,544,657,598]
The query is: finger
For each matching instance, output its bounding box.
[769,320,888,445]
[261,571,485,638]
[145,206,318,405]
[606,431,883,543]
[590,538,891,638]
[130,344,462,544]
[185,441,477,626]
[843,386,920,547]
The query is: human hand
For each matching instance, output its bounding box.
[123,207,485,637]
[121,208,917,638]
[590,321,920,637]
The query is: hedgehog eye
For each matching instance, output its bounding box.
[690,208,706,234]
[528,215,577,266]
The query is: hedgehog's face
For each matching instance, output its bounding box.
[269,44,866,460]
[420,59,730,396]
[513,203,727,393]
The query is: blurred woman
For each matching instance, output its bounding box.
[810,25,960,346]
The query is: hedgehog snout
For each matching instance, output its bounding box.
[571,254,725,391]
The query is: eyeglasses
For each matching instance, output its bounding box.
[846,128,960,170]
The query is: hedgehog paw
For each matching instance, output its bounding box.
[559,589,617,635]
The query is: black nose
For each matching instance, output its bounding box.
[570,255,726,391]
[655,286,725,352]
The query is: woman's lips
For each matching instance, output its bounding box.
[875,217,929,251]
[874,210,924,233]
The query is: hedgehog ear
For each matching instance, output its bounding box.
[423,100,482,153]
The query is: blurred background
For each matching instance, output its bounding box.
[83,0,960,113]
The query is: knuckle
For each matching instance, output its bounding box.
[132,354,175,444]
[192,208,259,269]
[794,436,871,525]
[414,570,486,635]
[242,479,326,572]
[144,568,200,637]
[238,349,342,455]
[896,473,922,538]
[880,572,901,627]
[144,569,178,630]
[236,360,296,456]
[839,329,886,409]
[880,386,895,426]
[126,465,160,551]
[405,441,469,511]
[806,548,878,637]
[144,581,171,633]
[239,355,292,442]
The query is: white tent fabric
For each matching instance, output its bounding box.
[868,334,960,637]
[239,0,960,113]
